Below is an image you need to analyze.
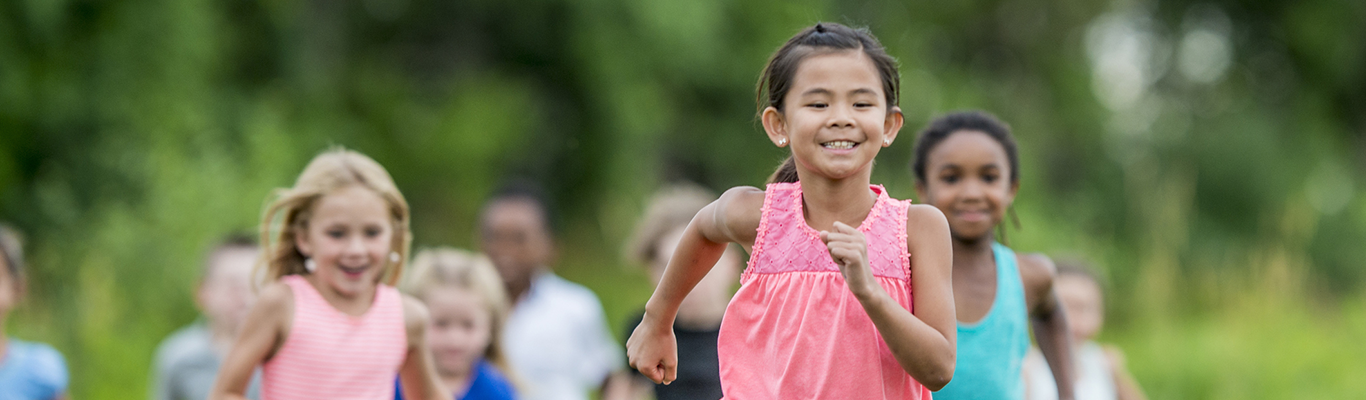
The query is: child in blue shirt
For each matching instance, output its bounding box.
[0,224,69,400]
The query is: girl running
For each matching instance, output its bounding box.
[627,22,957,399]
[210,148,446,400]
[910,111,1075,400]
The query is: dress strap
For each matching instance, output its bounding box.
[747,182,799,275]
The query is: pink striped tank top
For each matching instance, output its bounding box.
[261,275,408,400]
[717,182,931,399]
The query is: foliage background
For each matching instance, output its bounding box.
[2,0,1365,398]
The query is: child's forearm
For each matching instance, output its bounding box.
[859,289,956,391]
[1107,348,1148,400]
[1032,301,1075,400]
[642,220,728,323]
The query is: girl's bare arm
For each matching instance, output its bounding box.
[209,283,292,400]
[1021,254,1076,400]
[626,186,763,384]
[398,296,448,400]
[821,204,956,390]
[1105,346,1148,400]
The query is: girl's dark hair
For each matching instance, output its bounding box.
[761,22,901,184]
[911,110,1019,184]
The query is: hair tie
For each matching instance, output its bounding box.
[814,23,826,33]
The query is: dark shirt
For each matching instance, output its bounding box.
[623,311,723,400]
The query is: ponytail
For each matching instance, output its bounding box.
[766,156,799,184]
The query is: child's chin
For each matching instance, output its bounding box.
[329,280,371,296]
[951,225,994,241]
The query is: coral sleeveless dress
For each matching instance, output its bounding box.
[717,182,931,399]
[261,275,408,400]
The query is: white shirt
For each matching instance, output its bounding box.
[1023,342,1118,400]
[503,272,622,400]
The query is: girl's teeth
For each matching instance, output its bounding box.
[823,141,855,149]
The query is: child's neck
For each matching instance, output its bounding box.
[797,170,877,232]
[440,366,475,397]
[951,234,996,271]
[207,320,238,357]
[506,268,543,305]
[303,275,378,316]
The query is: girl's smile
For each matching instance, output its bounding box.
[338,263,371,279]
[954,209,992,223]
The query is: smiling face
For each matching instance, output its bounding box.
[295,185,396,298]
[764,50,901,181]
[423,285,493,377]
[916,130,1018,242]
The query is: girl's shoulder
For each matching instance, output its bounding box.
[719,185,766,209]
[1016,252,1057,283]
[711,186,767,241]
[255,280,297,311]
[904,203,948,226]
[1015,252,1058,308]
[903,203,950,242]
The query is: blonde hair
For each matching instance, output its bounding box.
[624,183,717,267]
[257,147,411,286]
[401,248,514,377]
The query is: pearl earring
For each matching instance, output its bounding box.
[304,258,317,273]
[884,139,891,146]
[778,138,787,146]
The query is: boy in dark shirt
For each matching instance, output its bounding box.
[606,184,741,400]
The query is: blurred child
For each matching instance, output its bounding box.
[151,234,262,400]
[209,148,447,400]
[396,248,517,400]
[479,182,621,400]
[910,111,1075,400]
[628,23,957,399]
[1023,261,1146,400]
[606,183,741,400]
[0,224,69,400]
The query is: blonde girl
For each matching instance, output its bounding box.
[397,248,517,400]
[210,148,446,400]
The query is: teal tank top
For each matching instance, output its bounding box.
[933,242,1030,400]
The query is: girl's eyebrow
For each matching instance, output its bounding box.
[936,163,961,171]
[800,87,879,97]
